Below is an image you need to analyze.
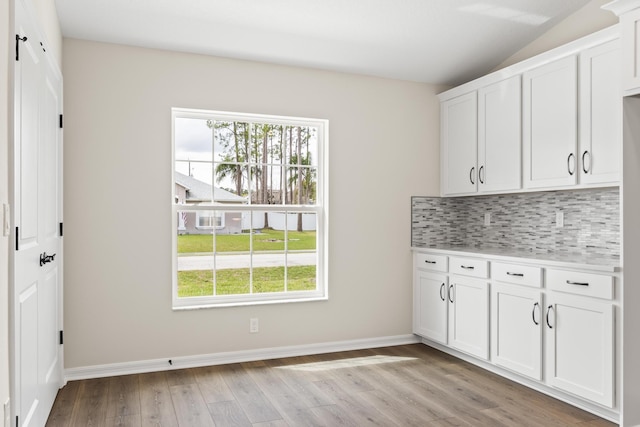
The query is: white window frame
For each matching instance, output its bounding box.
[171,108,329,309]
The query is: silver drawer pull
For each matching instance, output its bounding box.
[424,260,436,264]
[461,265,474,270]
[507,272,524,277]
[567,280,589,286]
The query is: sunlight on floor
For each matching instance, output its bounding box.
[275,355,418,372]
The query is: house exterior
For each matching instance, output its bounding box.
[175,171,246,235]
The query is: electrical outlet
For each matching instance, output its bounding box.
[484,212,491,227]
[250,318,259,333]
[556,211,564,228]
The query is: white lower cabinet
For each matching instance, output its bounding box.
[413,269,448,344]
[545,291,614,408]
[448,275,489,360]
[413,250,618,416]
[491,283,542,380]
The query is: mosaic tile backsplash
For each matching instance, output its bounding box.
[411,188,620,257]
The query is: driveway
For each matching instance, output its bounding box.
[177,252,316,271]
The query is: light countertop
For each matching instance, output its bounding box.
[411,245,620,273]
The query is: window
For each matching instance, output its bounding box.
[172,108,328,308]
[196,210,224,229]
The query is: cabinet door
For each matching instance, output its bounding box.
[478,76,521,192]
[579,40,622,185]
[441,92,478,196]
[491,284,542,380]
[620,8,640,93]
[523,56,578,189]
[545,292,614,408]
[448,276,489,360]
[413,270,448,344]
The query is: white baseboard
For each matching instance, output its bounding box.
[64,334,420,382]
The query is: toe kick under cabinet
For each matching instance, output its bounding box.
[412,249,619,419]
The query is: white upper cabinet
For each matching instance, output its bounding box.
[523,56,578,189]
[478,76,522,193]
[579,40,622,185]
[441,92,477,196]
[439,26,620,195]
[603,1,640,94]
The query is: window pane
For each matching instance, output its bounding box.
[285,166,317,205]
[176,209,214,297]
[251,210,286,293]
[175,117,212,162]
[213,213,250,294]
[288,211,317,292]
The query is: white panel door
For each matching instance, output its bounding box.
[413,270,448,344]
[13,0,64,425]
[579,40,622,185]
[448,276,489,360]
[441,92,477,196]
[523,56,578,189]
[491,283,542,380]
[545,293,614,408]
[478,75,521,193]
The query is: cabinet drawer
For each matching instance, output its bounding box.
[450,257,489,278]
[493,262,542,288]
[546,269,613,300]
[415,253,448,272]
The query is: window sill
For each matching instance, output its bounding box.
[172,293,328,310]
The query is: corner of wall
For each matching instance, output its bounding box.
[494,0,618,71]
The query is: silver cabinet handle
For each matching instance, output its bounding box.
[532,302,540,325]
[439,283,446,301]
[582,150,590,174]
[424,260,436,264]
[469,167,475,185]
[506,272,524,277]
[567,153,575,176]
[479,165,485,184]
[448,285,454,303]
[461,265,474,270]
[546,305,554,329]
[566,280,589,286]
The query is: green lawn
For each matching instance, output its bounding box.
[177,230,316,253]
[177,265,316,297]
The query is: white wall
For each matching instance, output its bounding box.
[62,39,443,368]
[495,0,617,70]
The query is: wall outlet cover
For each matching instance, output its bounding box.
[250,318,259,333]
[484,212,491,226]
[556,211,564,228]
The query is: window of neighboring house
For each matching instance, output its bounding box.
[172,108,328,308]
[196,210,224,229]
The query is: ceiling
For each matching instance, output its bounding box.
[54,0,592,86]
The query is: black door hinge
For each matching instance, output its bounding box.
[59,330,64,345]
[59,222,63,237]
[16,34,27,61]
[59,114,63,129]
[15,226,19,251]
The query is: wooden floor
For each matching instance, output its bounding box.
[46,344,616,426]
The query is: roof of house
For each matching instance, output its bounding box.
[175,171,246,203]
